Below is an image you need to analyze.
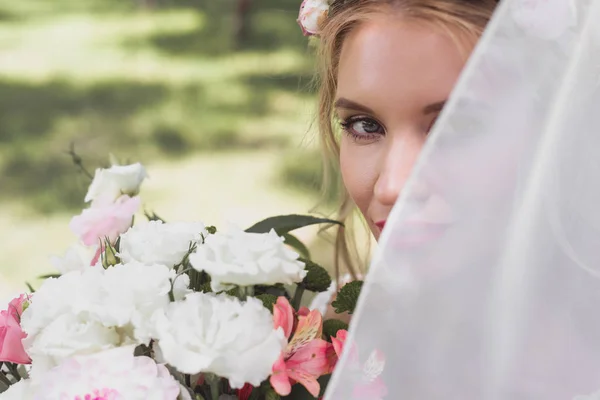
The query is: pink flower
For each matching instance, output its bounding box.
[330,329,348,362]
[0,294,31,364]
[70,195,140,247]
[270,297,334,397]
[33,346,180,399]
[297,0,329,36]
[273,297,294,338]
[330,329,388,400]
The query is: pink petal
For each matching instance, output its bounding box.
[273,297,294,339]
[286,339,332,377]
[270,354,292,396]
[0,311,31,364]
[286,368,321,398]
[331,329,348,358]
[297,306,310,317]
[70,195,140,247]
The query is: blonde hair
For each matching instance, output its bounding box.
[315,0,498,280]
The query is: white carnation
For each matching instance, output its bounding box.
[100,262,190,343]
[153,292,286,388]
[28,346,180,400]
[85,162,147,204]
[119,220,207,268]
[21,262,189,375]
[20,268,105,341]
[189,228,306,291]
[25,313,121,375]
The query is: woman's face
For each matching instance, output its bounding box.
[336,16,473,241]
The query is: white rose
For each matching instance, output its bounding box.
[152,292,286,388]
[30,346,180,400]
[119,220,207,268]
[49,244,90,274]
[25,313,121,376]
[189,228,306,292]
[85,162,147,204]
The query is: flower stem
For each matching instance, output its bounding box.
[292,284,305,310]
[237,286,254,301]
[0,371,12,388]
[6,363,21,382]
[206,374,220,400]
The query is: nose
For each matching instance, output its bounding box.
[373,133,425,206]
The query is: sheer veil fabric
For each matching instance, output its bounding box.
[325,0,600,398]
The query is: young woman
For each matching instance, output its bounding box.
[302,0,497,268]
[303,0,498,317]
[303,1,600,398]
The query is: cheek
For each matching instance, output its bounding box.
[339,138,378,216]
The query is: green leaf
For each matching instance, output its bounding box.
[282,233,310,259]
[322,319,348,340]
[265,387,281,400]
[25,282,35,293]
[256,293,278,312]
[144,210,165,222]
[37,274,61,280]
[332,280,363,315]
[198,279,213,293]
[245,214,342,235]
[205,226,217,234]
[300,259,332,293]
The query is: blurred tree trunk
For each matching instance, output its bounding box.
[234,0,253,46]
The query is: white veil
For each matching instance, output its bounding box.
[325,0,600,398]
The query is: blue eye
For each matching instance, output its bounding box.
[340,116,384,140]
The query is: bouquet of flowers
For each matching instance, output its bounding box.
[0,153,376,400]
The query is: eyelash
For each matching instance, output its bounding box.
[339,116,384,141]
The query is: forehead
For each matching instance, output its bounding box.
[336,16,471,113]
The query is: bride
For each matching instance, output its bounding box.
[309,0,498,321]
[300,0,600,398]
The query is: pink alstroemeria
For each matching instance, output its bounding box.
[270,297,334,398]
[330,329,388,400]
[0,294,31,364]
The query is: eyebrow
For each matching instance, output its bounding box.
[334,98,375,114]
[423,100,447,115]
[334,98,447,115]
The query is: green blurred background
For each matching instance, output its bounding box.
[0,0,359,301]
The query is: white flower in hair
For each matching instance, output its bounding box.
[119,220,207,269]
[151,292,286,389]
[297,0,330,36]
[189,227,306,292]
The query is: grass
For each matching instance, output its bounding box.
[0,0,345,299]
[0,0,321,213]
